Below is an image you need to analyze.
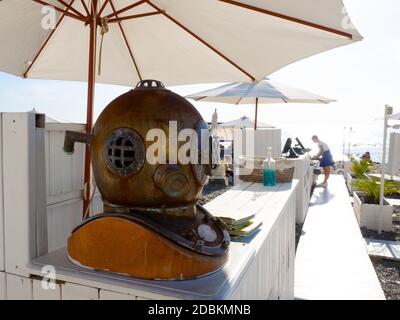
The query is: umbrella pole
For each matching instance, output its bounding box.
[83,1,98,217]
[254,98,259,130]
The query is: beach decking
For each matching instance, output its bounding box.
[295,175,385,300]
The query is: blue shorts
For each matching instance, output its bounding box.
[320,150,335,168]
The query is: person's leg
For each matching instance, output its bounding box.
[323,166,330,184]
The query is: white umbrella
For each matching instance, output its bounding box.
[217,116,275,140]
[1,1,362,86]
[186,78,336,129]
[221,116,275,129]
[389,113,400,121]
[0,0,361,211]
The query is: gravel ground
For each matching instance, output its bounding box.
[295,224,303,250]
[361,223,400,300]
[198,180,231,205]
[331,160,345,175]
[361,222,400,242]
[370,257,400,300]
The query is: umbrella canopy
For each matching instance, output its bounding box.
[186,79,336,104]
[0,0,361,213]
[186,79,335,129]
[0,1,362,86]
[389,113,400,121]
[220,116,275,129]
[217,116,275,140]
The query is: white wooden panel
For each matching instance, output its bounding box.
[45,128,85,205]
[3,113,37,276]
[44,123,101,251]
[44,130,50,206]
[29,182,297,300]
[36,127,48,256]
[290,155,312,224]
[0,272,5,300]
[0,115,4,271]
[205,182,296,300]
[388,132,400,175]
[49,131,71,196]
[353,192,393,232]
[62,283,99,300]
[248,129,282,158]
[32,279,61,300]
[228,191,295,300]
[6,274,32,300]
[71,137,84,195]
[47,199,83,252]
[90,194,104,216]
[100,290,136,300]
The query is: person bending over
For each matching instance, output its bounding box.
[311,135,335,188]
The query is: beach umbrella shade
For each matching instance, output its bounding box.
[218,116,275,140]
[221,116,275,129]
[389,113,400,121]
[186,79,336,130]
[0,0,361,212]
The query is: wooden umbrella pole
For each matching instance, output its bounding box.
[83,0,98,217]
[254,97,259,130]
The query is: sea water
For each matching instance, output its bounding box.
[280,123,385,162]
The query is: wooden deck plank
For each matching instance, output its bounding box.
[364,239,400,261]
[295,175,386,300]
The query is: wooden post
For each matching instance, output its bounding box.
[254,97,259,130]
[83,1,98,217]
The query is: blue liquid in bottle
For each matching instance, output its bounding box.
[263,168,276,186]
[263,147,276,187]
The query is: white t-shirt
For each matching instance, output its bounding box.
[318,141,329,152]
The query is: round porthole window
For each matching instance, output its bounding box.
[104,128,145,176]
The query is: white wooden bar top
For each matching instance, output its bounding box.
[28,181,298,300]
[295,175,386,300]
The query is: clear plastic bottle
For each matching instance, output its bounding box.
[263,147,276,186]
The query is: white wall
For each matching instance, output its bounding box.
[2,112,42,276]
[44,122,103,252]
[0,115,4,272]
[0,113,103,278]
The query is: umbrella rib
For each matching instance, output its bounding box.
[98,0,111,17]
[195,96,207,101]
[31,0,85,22]
[24,0,77,78]
[219,0,353,40]
[146,1,256,82]
[105,0,147,19]
[80,0,91,17]
[109,0,143,81]
[56,0,86,19]
[236,96,244,105]
[108,11,162,23]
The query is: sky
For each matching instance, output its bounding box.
[0,0,399,128]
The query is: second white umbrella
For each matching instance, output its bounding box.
[186,79,336,129]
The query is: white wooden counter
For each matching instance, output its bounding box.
[22,181,297,300]
[287,155,313,224]
[0,113,297,300]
